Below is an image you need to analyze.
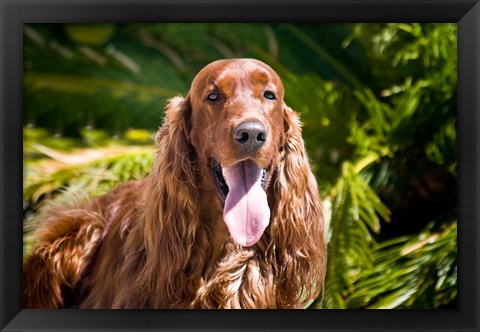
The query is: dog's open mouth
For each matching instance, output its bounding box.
[212,160,268,203]
[211,159,270,247]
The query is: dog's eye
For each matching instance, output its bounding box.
[263,90,276,100]
[207,93,221,102]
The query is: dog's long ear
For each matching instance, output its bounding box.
[269,104,327,307]
[125,96,205,308]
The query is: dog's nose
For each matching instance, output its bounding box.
[233,121,267,149]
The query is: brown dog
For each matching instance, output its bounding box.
[23,58,326,309]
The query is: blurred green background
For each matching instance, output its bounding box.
[23,23,457,309]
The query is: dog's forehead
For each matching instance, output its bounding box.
[191,59,283,92]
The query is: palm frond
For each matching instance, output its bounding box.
[318,156,391,309]
[24,145,155,204]
[347,221,457,308]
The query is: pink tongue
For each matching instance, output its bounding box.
[222,160,270,247]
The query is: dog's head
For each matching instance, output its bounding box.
[160,58,313,248]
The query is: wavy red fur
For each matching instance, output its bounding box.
[23,59,326,309]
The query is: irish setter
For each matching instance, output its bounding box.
[23,58,326,309]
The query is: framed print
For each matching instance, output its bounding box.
[1,0,479,331]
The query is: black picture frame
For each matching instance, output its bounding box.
[1,1,479,331]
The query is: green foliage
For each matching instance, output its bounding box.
[347,221,457,309]
[24,128,154,200]
[319,158,390,309]
[23,23,457,309]
[24,147,154,203]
